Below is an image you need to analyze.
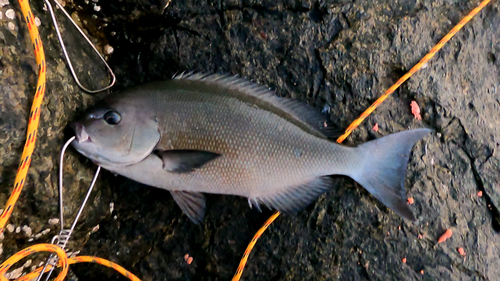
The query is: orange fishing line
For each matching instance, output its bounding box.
[17,256,141,281]
[0,0,46,233]
[0,244,68,281]
[232,0,491,280]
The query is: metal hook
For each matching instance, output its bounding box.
[36,136,101,281]
[44,0,116,93]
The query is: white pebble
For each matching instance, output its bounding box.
[67,250,80,258]
[91,225,99,233]
[109,202,114,213]
[5,9,15,20]
[28,238,34,242]
[23,259,32,268]
[5,267,23,279]
[104,45,114,55]
[94,5,101,12]
[35,16,41,26]
[0,0,9,7]
[15,226,21,233]
[48,218,60,225]
[22,225,32,237]
[6,224,14,233]
[41,228,51,235]
[8,22,15,31]
[0,232,4,241]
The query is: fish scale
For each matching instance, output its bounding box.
[71,73,432,223]
[154,88,347,195]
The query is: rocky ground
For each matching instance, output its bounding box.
[0,0,499,280]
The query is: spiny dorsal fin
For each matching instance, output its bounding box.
[173,72,340,139]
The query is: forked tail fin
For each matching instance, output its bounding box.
[352,128,432,220]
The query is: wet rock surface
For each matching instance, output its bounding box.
[1,0,499,280]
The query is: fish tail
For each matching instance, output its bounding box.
[351,128,433,220]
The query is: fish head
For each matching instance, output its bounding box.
[70,96,161,167]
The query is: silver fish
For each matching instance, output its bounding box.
[70,73,432,224]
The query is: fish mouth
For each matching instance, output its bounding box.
[70,122,92,144]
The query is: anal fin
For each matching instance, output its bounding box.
[170,190,206,224]
[251,177,332,214]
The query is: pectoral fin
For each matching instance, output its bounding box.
[170,190,206,224]
[155,150,221,173]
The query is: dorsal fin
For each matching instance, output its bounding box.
[173,72,341,139]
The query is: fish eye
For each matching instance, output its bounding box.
[103,111,121,125]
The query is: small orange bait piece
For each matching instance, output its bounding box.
[457,247,466,256]
[438,229,453,243]
[410,101,422,120]
[184,254,194,265]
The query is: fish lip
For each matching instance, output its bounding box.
[70,122,92,144]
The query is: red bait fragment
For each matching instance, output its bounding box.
[457,247,466,256]
[410,101,422,120]
[438,229,453,243]
[184,254,194,265]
